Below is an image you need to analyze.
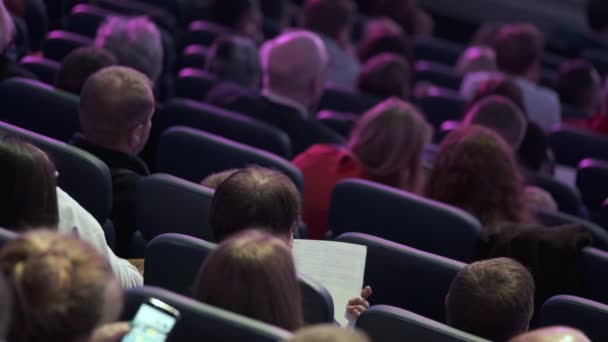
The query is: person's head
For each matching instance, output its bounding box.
[193,229,303,331]
[517,121,554,175]
[0,0,14,54]
[446,258,535,341]
[587,0,608,34]
[260,30,328,110]
[95,16,164,83]
[463,95,528,149]
[0,274,11,340]
[302,0,357,48]
[260,0,289,26]
[200,168,240,189]
[348,98,431,192]
[509,326,591,342]
[79,66,155,155]
[371,0,419,36]
[358,28,413,65]
[556,59,603,115]
[493,24,544,82]
[357,53,412,100]
[456,46,496,74]
[55,47,116,95]
[0,140,58,231]
[208,0,262,42]
[0,230,122,342]
[467,76,526,114]
[288,325,370,342]
[209,166,301,242]
[206,36,261,89]
[426,126,529,229]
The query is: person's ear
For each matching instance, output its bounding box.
[128,124,144,151]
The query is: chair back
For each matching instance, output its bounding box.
[42,30,93,61]
[539,295,608,342]
[549,126,608,167]
[576,158,608,211]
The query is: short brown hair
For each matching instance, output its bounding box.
[446,258,535,341]
[467,76,526,115]
[56,46,116,95]
[209,166,301,242]
[288,325,370,342]
[426,126,530,230]
[357,53,412,100]
[193,229,303,331]
[0,230,119,342]
[493,24,543,75]
[302,0,357,40]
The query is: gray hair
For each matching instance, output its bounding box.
[0,0,14,52]
[206,36,261,89]
[94,16,163,82]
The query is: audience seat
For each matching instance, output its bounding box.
[335,233,465,323]
[181,20,230,48]
[0,121,112,224]
[71,0,176,31]
[0,78,80,142]
[66,4,118,38]
[582,48,608,77]
[42,30,93,61]
[152,98,292,159]
[18,56,60,85]
[411,36,464,66]
[416,87,466,131]
[526,172,587,218]
[0,227,17,247]
[122,286,292,341]
[600,198,608,230]
[316,110,357,138]
[144,233,335,324]
[157,126,304,191]
[581,247,608,305]
[356,305,489,342]
[533,209,608,251]
[330,179,481,262]
[538,295,608,342]
[414,61,463,90]
[175,68,219,101]
[318,85,381,115]
[178,44,208,71]
[562,104,590,121]
[136,174,214,241]
[549,126,608,167]
[577,159,608,212]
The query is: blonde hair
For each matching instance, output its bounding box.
[348,98,431,192]
[0,230,118,342]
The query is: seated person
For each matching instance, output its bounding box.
[461,24,561,132]
[206,30,344,155]
[0,230,129,342]
[302,0,360,88]
[208,165,372,317]
[370,0,434,36]
[205,35,261,90]
[207,0,263,42]
[72,66,155,257]
[357,53,412,100]
[456,46,496,75]
[446,258,535,341]
[0,0,36,81]
[289,325,370,342]
[357,18,413,65]
[294,98,431,239]
[193,229,303,331]
[56,46,116,95]
[510,326,591,342]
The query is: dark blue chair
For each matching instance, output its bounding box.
[357,305,489,342]
[414,61,463,90]
[181,20,230,48]
[175,68,220,101]
[581,247,608,305]
[0,121,112,225]
[316,110,358,138]
[153,98,292,159]
[577,159,608,212]
[18,56,60,85]
[68,0,176,31]
[538,295,608,342]
[330,179,481,262]
[178,44,208,71]
[157,126,304,191]
[136,174,214,241]
[122,286,292,341]
[526,172,587,218]
[336,233,465,323]
[416,87,467,131]
[42,30,92,61]
[562,104,590,121]
[66,4,118,38]
[0,78,80,142]
[0,227,17,247]
[318,85,381,115]
[412,36,464,66]
[549,126,608,167]
[144,233,334,324]
[533,209,608,251]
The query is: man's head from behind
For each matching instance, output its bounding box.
[209,165,301,243]
[446,258,535,341]
[56,46,117,95]
[79,66,155,155]
[206,35,261,89]
[302,0,357,48]
[556,59,603,116]
[493,24,543,82]
[464,95,528,149]
[509,326,591,342]
[260,30,328,110]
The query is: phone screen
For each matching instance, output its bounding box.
[122,301,178,342]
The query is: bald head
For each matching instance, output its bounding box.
[464,95,528,149]
[79,66,155,153]
[509,326,591,342]
[260,31,328,108]
[288,325,369,342]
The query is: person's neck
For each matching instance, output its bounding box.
[89,138,134,156]
[266,86,310,110]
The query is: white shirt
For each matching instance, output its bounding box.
[320,35,361,89]
[460,71,562,132]
[57,187,143,288]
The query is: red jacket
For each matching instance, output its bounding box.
[293,144,369,239]
[564,114,608,136]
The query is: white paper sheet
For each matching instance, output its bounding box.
[292,239,367,327]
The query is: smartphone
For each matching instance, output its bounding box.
[122,298,180,342]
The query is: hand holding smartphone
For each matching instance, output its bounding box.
[121,298,180,342]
